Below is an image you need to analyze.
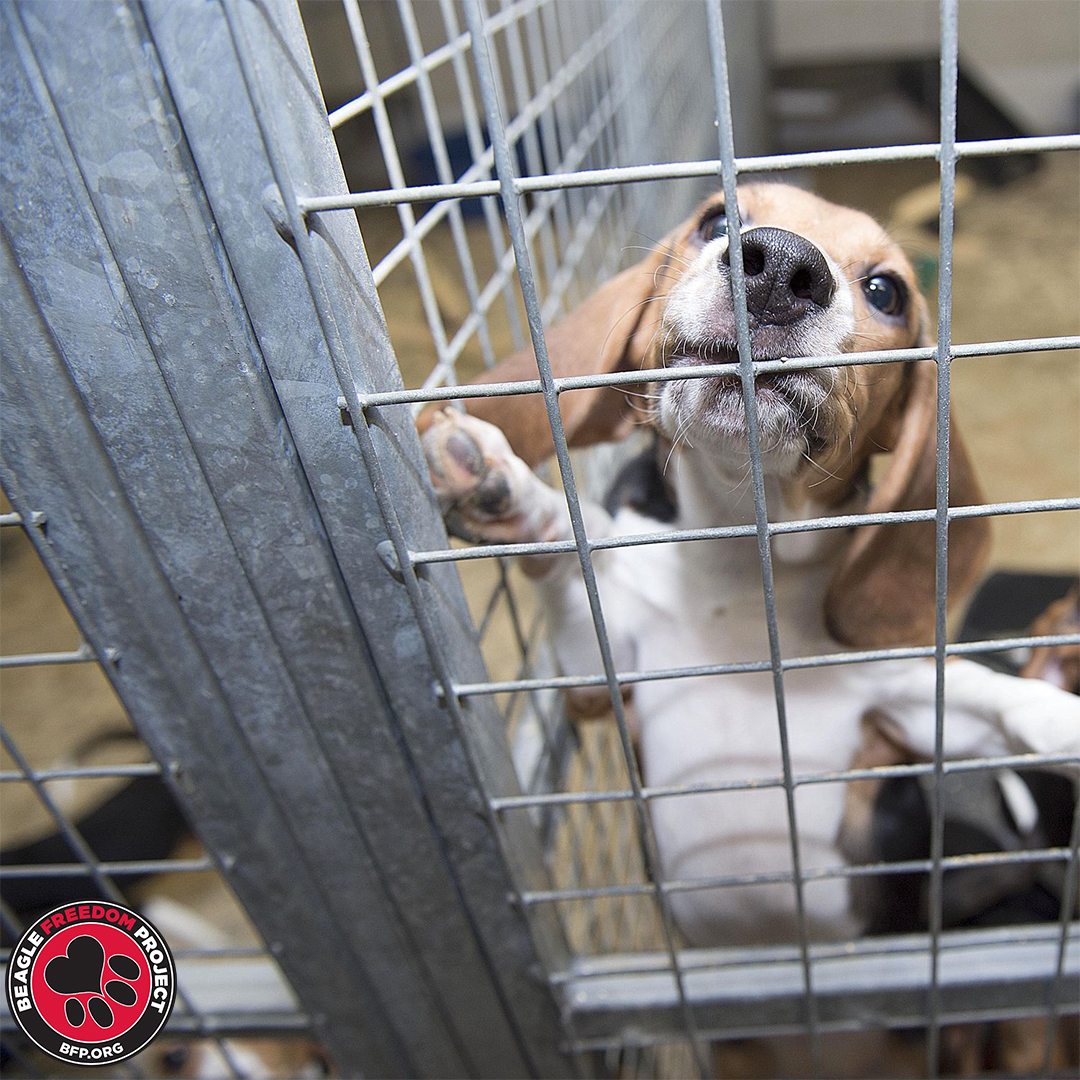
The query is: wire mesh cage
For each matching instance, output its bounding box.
[1,1,1078,1078]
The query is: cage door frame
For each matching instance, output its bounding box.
[0,1,575,1076]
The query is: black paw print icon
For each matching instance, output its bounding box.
[43,936,141,1028]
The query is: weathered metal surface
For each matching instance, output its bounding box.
[1,1,575,1075]
[565,927,1080,1046]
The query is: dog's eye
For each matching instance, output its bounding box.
[863,274,905,316]
[698,209,728,243]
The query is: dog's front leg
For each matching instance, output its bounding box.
[421,407,613,564]
[873,658,1080,772]
[422,409,634,717]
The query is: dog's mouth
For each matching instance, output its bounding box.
[667,339,741,366]
[667,340,824,403]
[662,338,836,454]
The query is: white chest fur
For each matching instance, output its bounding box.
[572,455,1076,945]
[587,459,881,946]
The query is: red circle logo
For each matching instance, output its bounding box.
[6,902,175,1066]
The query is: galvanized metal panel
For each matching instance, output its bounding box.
[566,927,1080,1045]
[1,12,474,1076]
[0,233,403,1075]
[2,1,574,1075]
[142,1,576,1075]
[1,10,488,1075]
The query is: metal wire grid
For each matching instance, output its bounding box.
[314,12,721,1073]
[0,517,311,1079]
[327,0,713,392]
[317,0,716,816]
[0,0,1074,1077]
[303,0,1080,1076]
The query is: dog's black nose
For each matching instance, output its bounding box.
[722,227,835,326]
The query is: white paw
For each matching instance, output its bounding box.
[421,409,536,542]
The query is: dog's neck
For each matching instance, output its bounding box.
[669,443,859,566]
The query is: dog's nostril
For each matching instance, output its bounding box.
[742,245,766,277]
[789,267,813,300]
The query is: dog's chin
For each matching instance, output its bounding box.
[659,355,834,477]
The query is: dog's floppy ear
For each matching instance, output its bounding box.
[422,245,671,466]
[825,354,991,648]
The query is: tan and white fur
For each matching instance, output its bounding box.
[420,183,1079,951]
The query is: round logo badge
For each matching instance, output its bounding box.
[6,902,175,1066]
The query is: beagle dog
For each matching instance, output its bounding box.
[421,182,1079,949]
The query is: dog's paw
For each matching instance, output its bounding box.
[422,409,539,542]
[422,409,515,515]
